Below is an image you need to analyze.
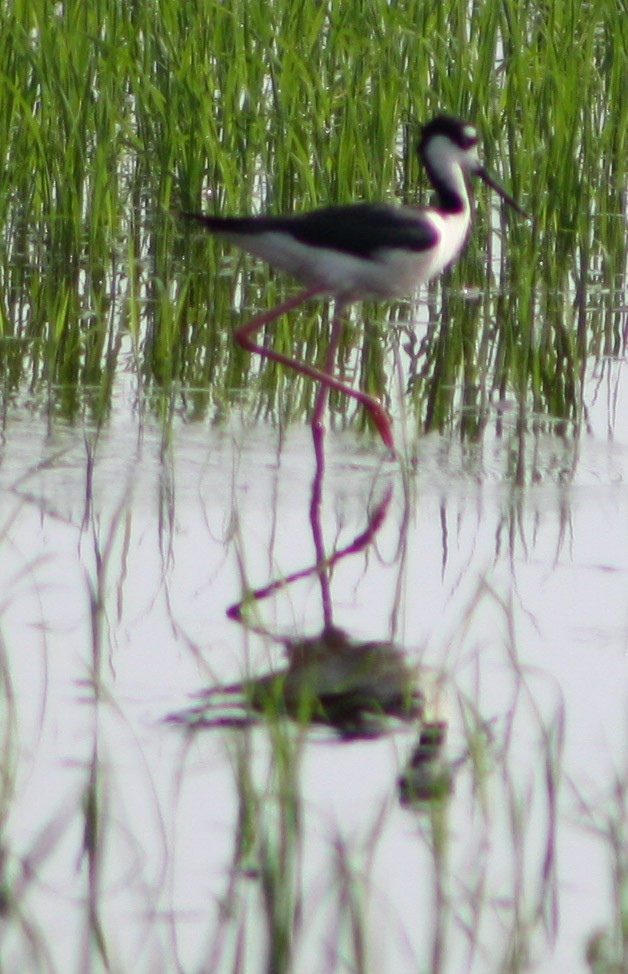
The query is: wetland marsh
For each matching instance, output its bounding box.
[0,1,626,972]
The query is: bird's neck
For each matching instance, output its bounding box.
[424,160,472,216]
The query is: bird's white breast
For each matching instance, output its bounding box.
[229,205,471,302]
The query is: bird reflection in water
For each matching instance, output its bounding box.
[168,624,423,739]
[168,411,441,741]
[167,465,428,738]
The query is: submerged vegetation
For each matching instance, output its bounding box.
[0,0,625,437]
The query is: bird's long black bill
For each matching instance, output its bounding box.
[478,167,530,219]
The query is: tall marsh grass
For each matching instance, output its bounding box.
[0,0,625,436]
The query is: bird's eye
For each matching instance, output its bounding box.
[461,124,478,148]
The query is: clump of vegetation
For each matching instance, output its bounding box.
[0,0,624,439]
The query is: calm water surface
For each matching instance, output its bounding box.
[0,360,627,974]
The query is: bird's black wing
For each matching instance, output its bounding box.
[275,203,439,258]
[181,204,439,258]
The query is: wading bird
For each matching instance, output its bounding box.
[183,115,528,452]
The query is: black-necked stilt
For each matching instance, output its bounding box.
[183,115,528,452]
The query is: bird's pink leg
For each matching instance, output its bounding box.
[311,303,344,453]
[308,308,345,627]
[234,288,395,453]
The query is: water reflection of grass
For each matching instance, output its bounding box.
[0,422,626,972]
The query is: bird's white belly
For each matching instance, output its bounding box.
[233,207,470,302]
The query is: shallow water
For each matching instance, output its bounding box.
[0,359,627,974]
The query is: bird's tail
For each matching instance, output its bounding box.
[179,211,261,235]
